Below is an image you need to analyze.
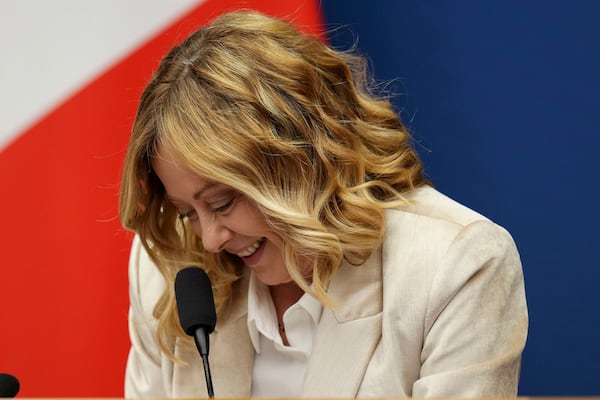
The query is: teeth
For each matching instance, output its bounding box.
[237,238,263,257]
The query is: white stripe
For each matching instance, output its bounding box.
[0,0,205,150]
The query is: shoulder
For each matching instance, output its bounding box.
[384,185,514,251]
[388,185,488,228]
[381,185,522,303]
[128,235,165,317]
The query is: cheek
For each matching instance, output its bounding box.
[189,222,203,239]
[235,201,272,231]
[267,233,285,251]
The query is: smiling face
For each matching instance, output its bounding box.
[151,144,296,286]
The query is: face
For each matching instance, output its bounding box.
[151,144,293,286]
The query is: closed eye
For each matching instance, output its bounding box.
[178,196,236,220]
[211,196,236,213]
[178,208,198,221]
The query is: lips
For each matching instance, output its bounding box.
[234,238,264,258]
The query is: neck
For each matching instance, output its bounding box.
[269,280,305,315]
[269,280,305,346]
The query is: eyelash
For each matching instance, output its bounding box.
[212,197,235,213]
[178,209,196,221]
[177,196,236,220]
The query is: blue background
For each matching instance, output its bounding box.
[321,0,600,395]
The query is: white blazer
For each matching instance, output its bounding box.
[125,186,528,398]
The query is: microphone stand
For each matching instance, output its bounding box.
[193,328,214,398]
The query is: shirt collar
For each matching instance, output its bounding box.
[246,272,323,353]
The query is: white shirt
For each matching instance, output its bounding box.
[246,272,323,398]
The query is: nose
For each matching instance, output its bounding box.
[194,217,233,253]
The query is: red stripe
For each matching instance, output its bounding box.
[0,0,322,396]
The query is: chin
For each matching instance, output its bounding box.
[255,273,293,287]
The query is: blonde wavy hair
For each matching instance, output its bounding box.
[120,10,426,360]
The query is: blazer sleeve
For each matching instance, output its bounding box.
[124,235,169,398]
[413,219,528,397]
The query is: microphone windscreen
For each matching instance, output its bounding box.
[0,373,19,398]
[175,267,217,336]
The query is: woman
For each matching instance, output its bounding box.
[120,10,528,398]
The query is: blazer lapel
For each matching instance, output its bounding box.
[302,248,383,397]
[209,313,254,397]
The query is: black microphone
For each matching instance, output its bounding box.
[0,374,19,398]
[175,267,217,398]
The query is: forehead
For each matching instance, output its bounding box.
[151,144,213,199]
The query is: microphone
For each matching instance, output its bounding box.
[175,267,217,398]
[0,374,19,398]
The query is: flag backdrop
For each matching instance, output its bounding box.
[3,1,600,397]
[0,1,322,397]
